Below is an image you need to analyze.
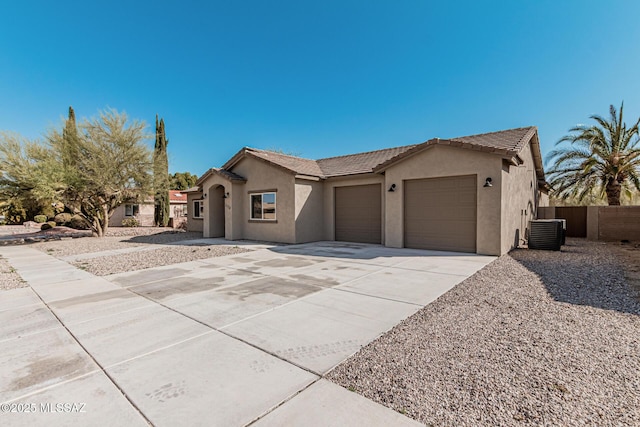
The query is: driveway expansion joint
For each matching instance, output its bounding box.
[1,241,491,426]
[2,253,155,426]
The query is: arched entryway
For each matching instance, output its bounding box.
[208,185,226,238]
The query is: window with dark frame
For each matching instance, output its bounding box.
[193,200,204,218]
[125,204,139,217]
[250,192,276,220]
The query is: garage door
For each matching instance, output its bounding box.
[404,175,477,252]
[335,184,382,244]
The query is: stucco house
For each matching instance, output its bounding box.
[188,127,549,255]
[109,190,189,228]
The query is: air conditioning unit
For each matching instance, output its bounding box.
[556,219,566,245]
[528,220,564,251]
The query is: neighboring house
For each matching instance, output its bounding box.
[191,127,549,255]
[169,190,189,228]
[109,190,190,228]
[183,186,204,233]
[109,200,155,227]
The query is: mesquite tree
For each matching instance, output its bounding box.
[0,108,152,236]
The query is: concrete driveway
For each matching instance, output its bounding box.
[0,241,494,426]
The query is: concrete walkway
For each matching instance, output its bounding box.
[0,242,494,426]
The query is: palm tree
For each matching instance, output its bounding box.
[547,103,640,205]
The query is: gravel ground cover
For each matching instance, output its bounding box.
[26,227,251,275]
[328,239,640,426]
[73,244,250,276]
[0,255,27,290]
[609,241,640,301]
[32,229,203,257]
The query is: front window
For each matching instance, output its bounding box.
[125,204,139,217]
[174,205,188,217]
[250,192,276,220]
[193,200,204,219]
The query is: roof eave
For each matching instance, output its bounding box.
[181,186,202,193]
[294,174,324,181]
[372,139,438,173]
[195,169,214,186]
[221,147,250,171]
[528,132,546,182]
[196,167,247,185]
[324,171,380,179]
[373,139,516,173]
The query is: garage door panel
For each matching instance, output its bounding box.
[335,184,381,244]
[404,176,477,252]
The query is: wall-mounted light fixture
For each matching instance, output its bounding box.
[203,193,207,198]
[484,177,493,188]
[388,183,396,192]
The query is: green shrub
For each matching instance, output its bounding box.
[54,212,72,225]
[34,215,47,223]
[41,222,56,230]
[121,218,140,227]
[69,215,90,230]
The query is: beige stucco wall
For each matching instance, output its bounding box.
[207,186,226,237]
[199,157,296,243]
[539,191,549,207]
[199,174,233,239]
[295,179,325,243]
[500,143,540,254]
[537,206,555,219]
[322,174,386,242]
[232,157,296,243]
[384,145,503,256]
[186,192,204,233]
[109,203,154,227]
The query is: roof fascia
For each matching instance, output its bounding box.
[221,147,250,170]
[294,174,322,181]
[373,139,516,173]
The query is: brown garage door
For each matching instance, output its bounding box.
[335,184,382,244]
[404,175,477,252]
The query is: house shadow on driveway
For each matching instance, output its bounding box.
[509,239,640,316]
[268,240,497,263]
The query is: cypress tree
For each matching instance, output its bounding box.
[62,106,78,169]
[153,115,170,226]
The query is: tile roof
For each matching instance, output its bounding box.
[213,126,541,180]
[169,190,188,203]
[195,167,247,186]
[214,168,247,182]
[246,149,325,177]
[317,145,417,177]
[448,126,537,154]
[373,127,539,172]
[181,186,202,193]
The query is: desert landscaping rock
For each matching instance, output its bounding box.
[20,227,251,275]
[32,229,203,257]
[73,245,251,276]
[0,255,27,290]
[327,239,640,427]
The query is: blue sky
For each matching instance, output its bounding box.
[1,1,639,175]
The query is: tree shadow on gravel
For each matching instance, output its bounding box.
[122,231,204,245]
[510,239,640,316]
